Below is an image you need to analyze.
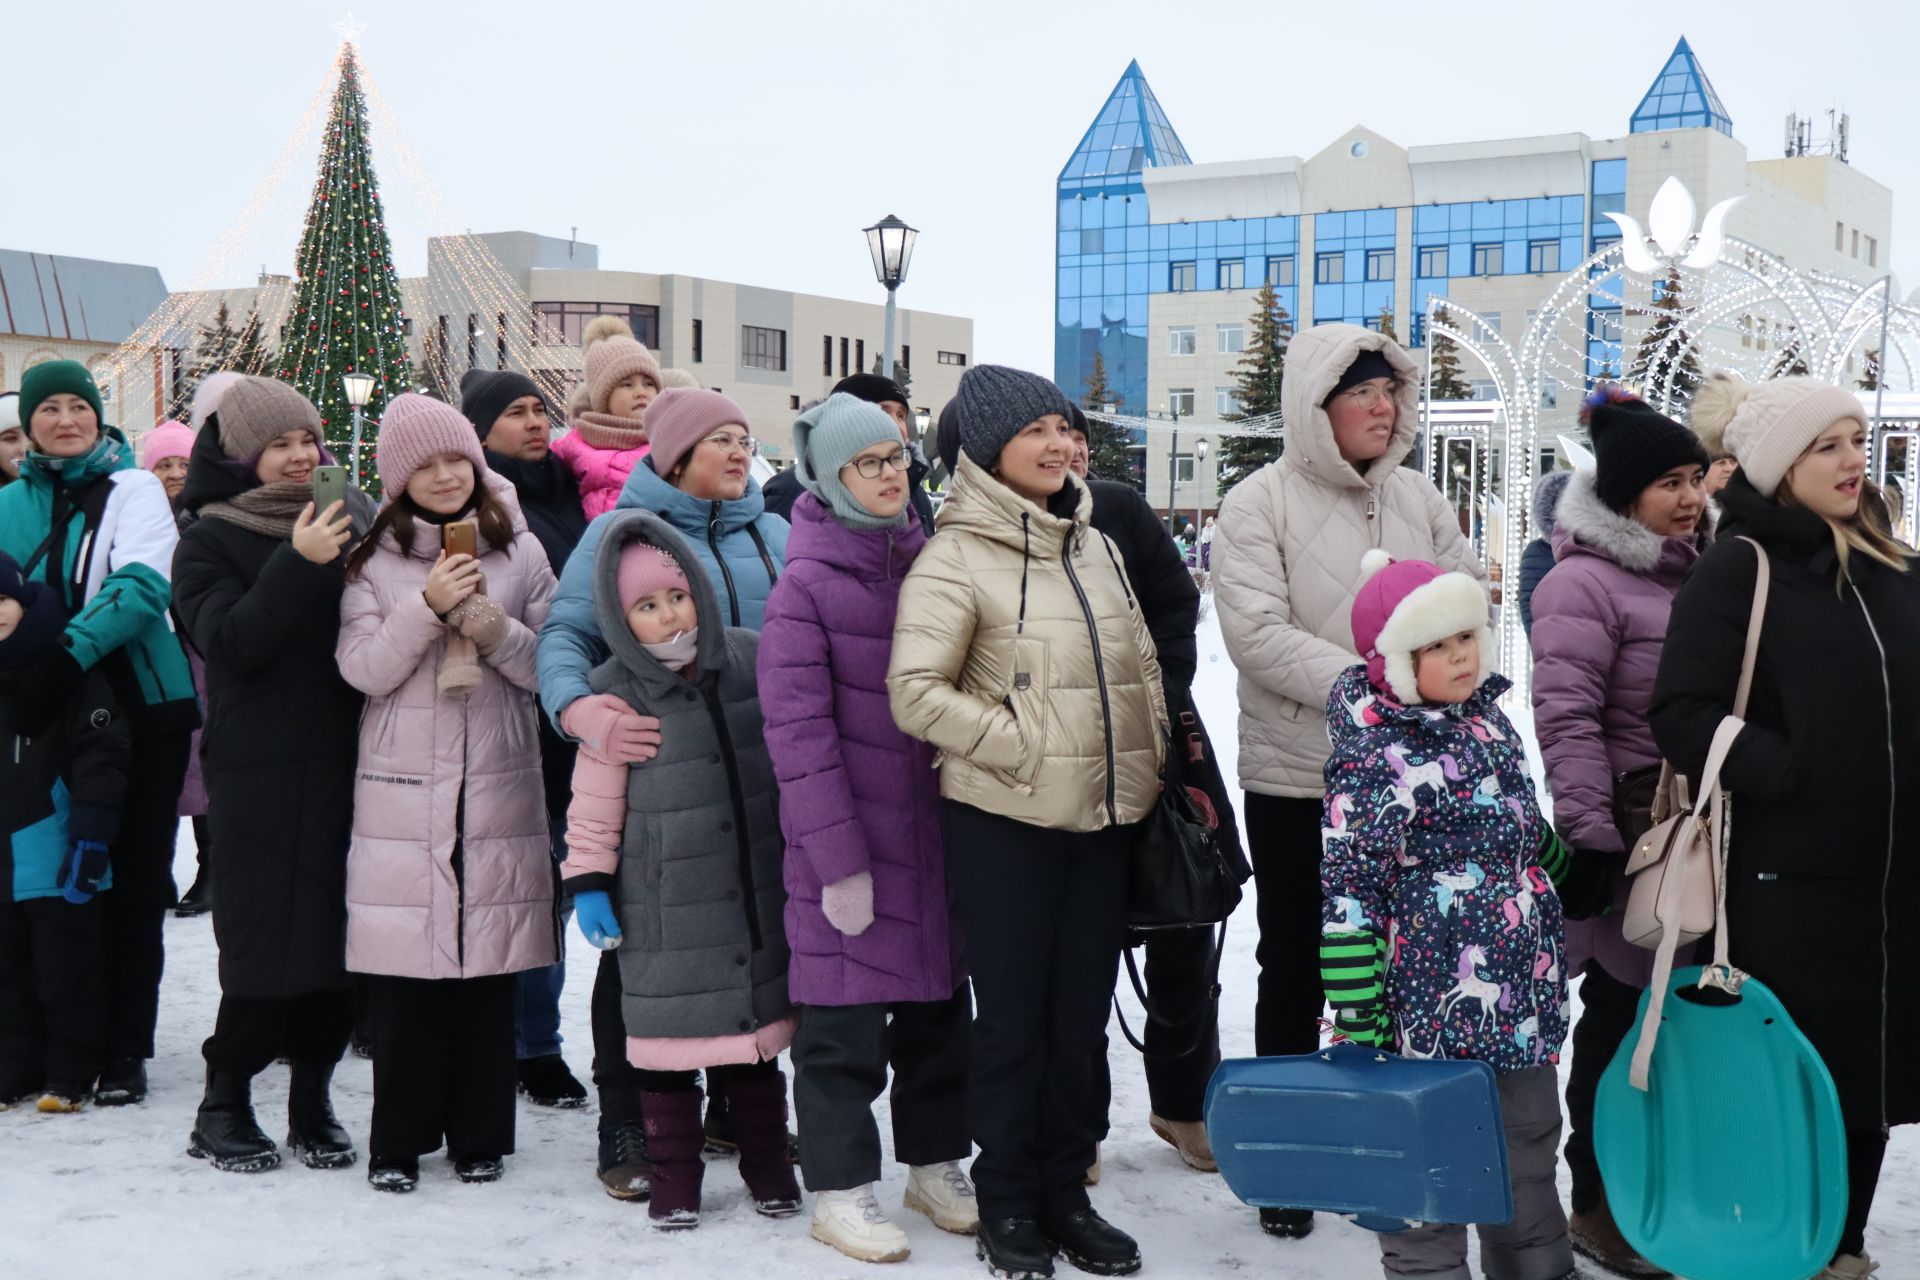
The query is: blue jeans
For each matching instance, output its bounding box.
[515,822,572,1061]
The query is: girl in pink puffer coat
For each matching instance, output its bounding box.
[550,317,661,519]
[335,395,558,1194]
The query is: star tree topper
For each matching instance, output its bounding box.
[332,10,367,44]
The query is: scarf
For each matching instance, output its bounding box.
[570,411,649,452]
[197,480,314,540]
[641,626,699,672]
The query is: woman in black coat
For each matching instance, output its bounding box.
[1651,375,1919,1275]
[170,378,373,1175]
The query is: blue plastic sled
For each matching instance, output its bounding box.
[1596,966,1847,1280]
[1205,1044,1513,1233]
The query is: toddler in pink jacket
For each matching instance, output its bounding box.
[550,317,660,518]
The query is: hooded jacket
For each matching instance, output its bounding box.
[759,494,961,1007]
[1652,473,1920,1130]
[1516,469,1573,639]
[888,455,1167,833]
[336,474,559,981]
[1214,325,1484,798]
[550,424,647,522]
[1320,665,1567,1074]
[0,427,197,729]
[538,455,790,728]
[1528,470,1710,989]
[558,511,792,1059]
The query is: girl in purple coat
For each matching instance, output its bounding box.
[1528,387,1709,1277]
[759,393,975,1265]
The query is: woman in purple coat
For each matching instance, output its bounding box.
[1529,387,1710,1279]
[759,394,974,1266]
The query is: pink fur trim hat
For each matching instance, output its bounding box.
[1349,549,1492,704]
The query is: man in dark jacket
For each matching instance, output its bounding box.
[1517,469,1572,640]
[764,373,934,535]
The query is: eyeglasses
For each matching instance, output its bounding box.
[699,431,758,456]
[840,448,911,480]
[1336,380,1400,409]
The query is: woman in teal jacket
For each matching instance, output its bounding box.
[0,361,198,1106]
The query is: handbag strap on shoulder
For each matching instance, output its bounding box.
[1731,536,1771,719]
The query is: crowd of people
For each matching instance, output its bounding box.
[0,315,1912,1280]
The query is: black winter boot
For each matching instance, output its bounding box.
[976,1217,1056,1279]
[516,1053,588,1109]
[188,1067,280,1173]
[1041,1207,1140,1276]
[1259,1207,1315,1238]
[725,1069,802,1218]
[287,1059,355,1169]
[94,1056,147,1106]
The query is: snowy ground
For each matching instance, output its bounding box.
[4,607,1914,1278]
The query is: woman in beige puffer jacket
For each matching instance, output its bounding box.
[1212,325,1484,1234]
[888,365,1165,1276]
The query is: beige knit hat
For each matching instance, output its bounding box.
[583,316,662,415]
[657,368,701,390]
[1690,373,1867,498]
[215,376,323,462]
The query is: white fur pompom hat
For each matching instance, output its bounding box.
[1349,549,1492,704]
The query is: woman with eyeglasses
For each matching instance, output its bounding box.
[1212,324,1486,1241]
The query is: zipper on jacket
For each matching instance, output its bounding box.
[703,684,764,949]
[1845,577,1897,1137]
[1061,533,1118,826]
[708,502,743,628]
[79,587,121,623]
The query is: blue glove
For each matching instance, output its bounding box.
[60,840,111,905]
[573,890,623,949]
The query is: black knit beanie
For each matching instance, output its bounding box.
[1322,349,1397,407]
[954,365,1074,467]
[831,372,909,410]
[1582,386,1710,513]
[460,369,547,441]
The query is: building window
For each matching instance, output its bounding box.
[1216,387,1240,416]
[1315,252,1344,285]
[823,335,833,376]
[1365,248,1394,281]
[1868,236,1879,267]
[741,325,788,372]
[1410,312,1427,347]
[856,339,865,373]
[1217,324,1245,354]
[900,344,911,370]
[692,318,704,363]
[1170,261,1197,292]
[1218,259,1245,290]
[1417,245,1447,277]
[1174,454,1196,483]
[937,350,968,366]
[1169,326,1196,356]
[400,317,413,337]
[789,395,801,410]
[1852,229,1861,258]
[1527,239,1560,273]
[1267,255,1295,287]
[1168,388,1195,417]
[533,301,659,348]
[1481,311,1503,334]
[1471,243,1503,276]
[840,337,850,378]
[1836,221,1846,251]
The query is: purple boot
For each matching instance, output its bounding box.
[641,1090,706,1230]
[727,1069,802,1218]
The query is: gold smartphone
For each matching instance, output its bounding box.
[442,520,478,559]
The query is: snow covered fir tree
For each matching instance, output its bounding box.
[1216,282,1290,496]
[166,301,278,423]
[276,37,413,491]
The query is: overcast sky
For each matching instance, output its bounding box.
[12,0,1920,374]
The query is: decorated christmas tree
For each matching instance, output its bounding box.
[277,38,413,490]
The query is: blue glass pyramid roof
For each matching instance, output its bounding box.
[1058,60,1191,191]
[1630,37,1732,136]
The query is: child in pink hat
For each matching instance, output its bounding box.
[550,317,662,519]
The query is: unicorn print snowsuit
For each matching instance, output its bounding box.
[1320,665,1568,1073]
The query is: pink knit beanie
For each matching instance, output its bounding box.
[376,393,489,503]
[642,388,749,480]
[142,421,196,469]
[583,317,662,416]
[1349,549,1491,704]
[617,542,692,612]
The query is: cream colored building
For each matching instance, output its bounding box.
[0,249,171,430]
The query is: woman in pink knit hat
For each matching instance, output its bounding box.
[141,420,196,507]
[551,317,662,519]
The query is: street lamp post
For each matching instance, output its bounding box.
[341,372,376,488]
[863,215,919,381]
[1162,402,1181,531]
[1193,436,1209,548]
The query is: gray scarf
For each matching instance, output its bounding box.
[198,480,315,540]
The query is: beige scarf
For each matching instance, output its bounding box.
[571,411,648,452]
[198,480,314,539]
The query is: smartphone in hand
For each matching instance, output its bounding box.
[312,465,350,517]
[442,520,479,560]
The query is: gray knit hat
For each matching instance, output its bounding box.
[215,376,323,462]
[955,365,1074,468]
[793,393,907,530]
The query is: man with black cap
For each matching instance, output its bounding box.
[764,373,934,534]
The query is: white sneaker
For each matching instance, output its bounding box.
[904,1161,978,1234]
[811,1185,910,1263]
[1819,1255,1880,1279]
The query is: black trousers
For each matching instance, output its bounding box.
[792,986,974,1191]
[1563,962,1643,1214]
[1841,1128,1887,1258]
[943,801,1131,1221]
[635,1058,778,1093]
[364,973,517,1161]
[1092,925,1221,1133]
[1244,792,1330,1058]
[103,728,191,1060]
[202,987,353,1078]
[0,898,106,1091]
[590,947,646,1126]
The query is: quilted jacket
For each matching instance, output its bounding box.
[1214,324,1485,797]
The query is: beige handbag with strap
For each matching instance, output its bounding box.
[1620,536,1769,1091]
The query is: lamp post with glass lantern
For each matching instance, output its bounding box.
[1193,436,1209,550]
[863,215,918,381]
[342,371,376,489]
